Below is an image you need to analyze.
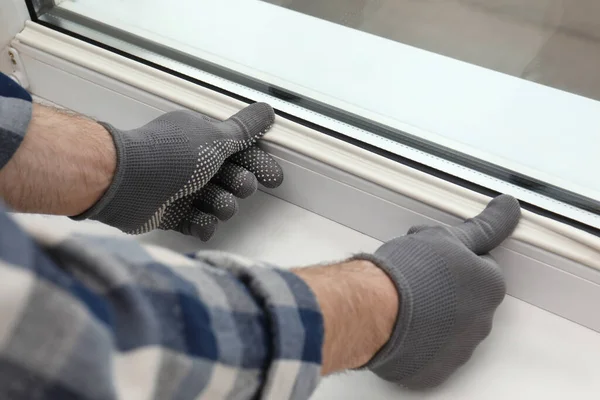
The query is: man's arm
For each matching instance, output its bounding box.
[1,203,326,399]
[0,71,284,240]
[0,71,521,397]
[294,260,398,375]
[7,194,520,399]
[0,103,116,215]
[5,202,401,399]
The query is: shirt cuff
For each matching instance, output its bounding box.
[191,251,324,400]
[0,72,32,170]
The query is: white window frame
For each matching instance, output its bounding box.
[33,0,600,229]
[4,5,600,333]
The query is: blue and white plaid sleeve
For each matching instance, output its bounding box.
[0,72,32,169]
[0,202,324,399]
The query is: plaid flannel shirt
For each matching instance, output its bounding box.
[0,72,324,399]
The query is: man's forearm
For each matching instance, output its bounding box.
[0,103,116,215]
[4,193,518,398]
[0,100,282,240]
[4,203,324,400]
[294,260,398,375]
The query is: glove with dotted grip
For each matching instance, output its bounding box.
[356,195,521,389]
[75,102,283,240]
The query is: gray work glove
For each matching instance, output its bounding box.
[356,194,521,389]
[75,102,283,240]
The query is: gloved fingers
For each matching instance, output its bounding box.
[479,253,499,268]
[211,162,258,199]
[217,102,275,144]
[448,195,521,255]
[477,315,495,342]
[229,146,284,189]
[478,254,507,307]
[406,224,431,235]
[198,113,219,123]
[176,208,219,241]
[400,348,474,390]
[193,183,239,221]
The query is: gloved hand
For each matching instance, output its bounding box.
[75,102,283,240]
[356,195,521,389]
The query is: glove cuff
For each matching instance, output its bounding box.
[352,239,457,385]
[71,122,126,222]
[72,122,195,233]
[350,252,413,370]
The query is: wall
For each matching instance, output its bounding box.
[0,0,29,74]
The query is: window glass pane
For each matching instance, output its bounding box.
[269,1,600,102]
[31,0,600,230]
